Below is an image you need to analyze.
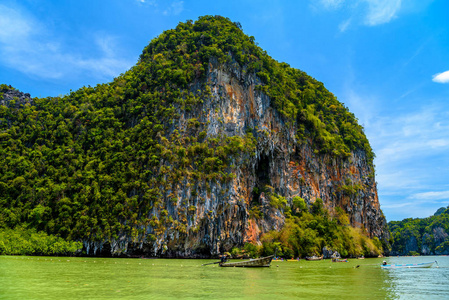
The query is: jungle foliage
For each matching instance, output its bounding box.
[234,198,383,258]
[388,206,449,255]
[1,16,374,253]
[0,226,82,256]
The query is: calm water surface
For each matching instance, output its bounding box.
[1,255,448,299]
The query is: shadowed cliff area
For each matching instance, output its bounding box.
[0,16,389,257]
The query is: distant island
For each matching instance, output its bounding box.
[0,16,390,258]
[389,206,449,255]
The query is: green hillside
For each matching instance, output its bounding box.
[389,207,449,255]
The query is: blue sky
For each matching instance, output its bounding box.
[1,0,448,221]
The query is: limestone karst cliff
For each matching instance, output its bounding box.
[0,16,389,257]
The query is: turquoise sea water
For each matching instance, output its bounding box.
[1,255,448,299]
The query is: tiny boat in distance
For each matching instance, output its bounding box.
[219,255,274,267]
[287,258,300,262]
[332,258,348,262]
[305,255,323,261]
[381,261,435,269]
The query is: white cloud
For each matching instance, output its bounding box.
[339,18,352,32]
[432,70,449,83]
[320,0,345,9]
[376,170,423,192]
[372,108,449,171]
[343,85,379,129]
[0,5,132,81]
[362,0,401,26]
[0,5,34,42]
[428,139,449,148]
[381,202,413,209]
[384,203,444,220]
[341,84,449,220]
[163,1,184,16]
[137,0,157,5]
[371,108,449,217]
[382,190,449,220]
[135,0,183,16]
[411,191,449,200]
[315,0,403,28]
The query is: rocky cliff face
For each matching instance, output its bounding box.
[0,85,33,107]
[83,57,389,257]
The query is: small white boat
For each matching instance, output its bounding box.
[381,261,435,269]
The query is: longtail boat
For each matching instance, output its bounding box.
[219,255,274,267]
[305,255,323,261]
[332,258,348,262]
[381,261,435,269]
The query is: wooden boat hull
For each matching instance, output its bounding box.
[219,256,273,267]
[332,259,348,262]
[381,261,435,269]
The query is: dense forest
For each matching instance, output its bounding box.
[0,16,384,257]
[389,207,449,256]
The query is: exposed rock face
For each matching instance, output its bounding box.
[83,58,389,257]
[0,86,33,107]
[433,227,449,255]
[421,233,432,255]
[404,236,419,254]
[433,227,448,245]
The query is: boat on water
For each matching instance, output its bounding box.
[332,258,348,262]
[219,255,274,267]
[287,258,300,262]
[305,255,323,261]
[381,261,435,269]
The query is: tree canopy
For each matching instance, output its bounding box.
[389,207,449,255]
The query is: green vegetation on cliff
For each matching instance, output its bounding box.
[389,206,449,255]
[0,16,377,255]
[235,198,383,258]
[138,16,372,158]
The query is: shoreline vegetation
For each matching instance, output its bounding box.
[2,206,447,258]
[0,199,384,258]
[0,227,82,256]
